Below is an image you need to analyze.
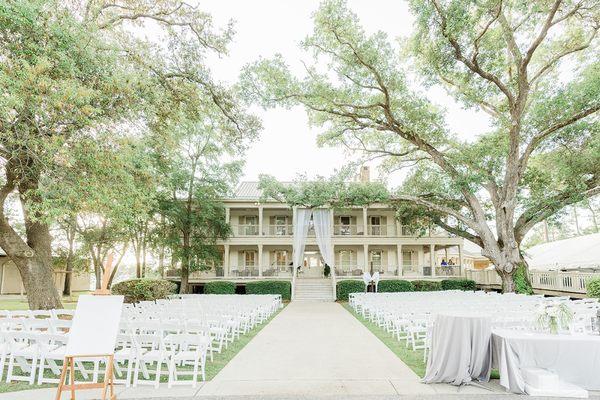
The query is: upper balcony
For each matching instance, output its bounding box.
[228,221,450,238]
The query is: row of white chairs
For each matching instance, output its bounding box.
[0,294,281,387]
[350,291,600,362]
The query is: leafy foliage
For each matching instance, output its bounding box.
[514,264,534,295]
[258,174,389,208]
[411,280,442,292]
[204,281,236,294]
[242,0,600,292]
[441,279,477,291]
[378,280,414,292]
[245,281,291,301]
[112,279,177,303]
[587,278,600,299]
[336,280,364,301]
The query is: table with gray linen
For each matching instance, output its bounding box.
[492,329,600,394]
[422,313,492,385]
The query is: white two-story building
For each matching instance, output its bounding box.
[167,172,472,294]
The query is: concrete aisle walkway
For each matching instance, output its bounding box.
[197,302,489,396]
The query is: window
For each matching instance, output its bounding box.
[338,216,352,235]
[338,250,355,269]
[243,251,256,267]
[274,250,288,266]
[370,216,382,235]
[241,215,258,235]
[370,250,383,271]
[274,216,288,235]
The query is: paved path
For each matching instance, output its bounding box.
[196,302,492,396]
[0,302,507,399]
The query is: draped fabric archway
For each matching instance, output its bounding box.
[312,208,334,271]
[292,208,312,273]
[292,208,334,276]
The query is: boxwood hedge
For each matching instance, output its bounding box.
[112,279,177,303]
[412,280,442,291]
[378,280,414,292]
[246,280,291,301]
[441,279,477,291]
[204,281,236,294]
[336,280,364,301]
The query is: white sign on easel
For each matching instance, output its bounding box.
[65,295,124,356]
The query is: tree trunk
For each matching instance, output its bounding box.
[63,218,76,296]
[179,233,190,294]
[573,206,580,236]
[588,204,599,233]
[499,270,516,293]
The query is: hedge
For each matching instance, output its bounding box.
[112,279,177,303]
[587,278,600,298]
[378,280,414,292]
[204,281,236,294]
[441,279,477,291]
[412,280,442,292]
[246,280,291,301]
[336,280,364,301]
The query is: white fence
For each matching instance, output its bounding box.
[465,268,600,294]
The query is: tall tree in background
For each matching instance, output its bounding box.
[157,119,249,294]
[243,0,599,291]
[0,0,259,308]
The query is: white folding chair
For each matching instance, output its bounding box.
[165,334,208,388]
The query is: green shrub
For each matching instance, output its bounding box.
[204,281,236,294]
[336,280,364,301]
[112,279,177,303]
[514,265,534,295]
[378,280,414,292]
[412,280,442,291]
[587,278,600,298]
[441,279,477,291]
[246,280,291,301]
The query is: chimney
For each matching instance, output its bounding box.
[359,166,370,183]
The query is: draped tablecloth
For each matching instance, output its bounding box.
[422,314,492,385]
[492,329,600,394]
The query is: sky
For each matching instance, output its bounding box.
[199,0,492,186]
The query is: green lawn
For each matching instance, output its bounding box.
[342,302,427,377]
[0,293,86,311]
[0,303,283,393]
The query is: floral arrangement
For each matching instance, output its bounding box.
[536,303,573,334]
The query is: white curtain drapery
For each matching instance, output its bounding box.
[292,208,312,271]
[312,208,334,270]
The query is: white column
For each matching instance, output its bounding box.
[395,219,401,237]
[292,206,297,279]
[330,208,335,235]
[430,244,436,277]
[363,244,369,273]
[258,244,263,277]
[225,206,230,223]
[459,244,464,276]
[362,207,368,236]
[223,244,230,277]
[258,205,264,236]
[397,244,402,276]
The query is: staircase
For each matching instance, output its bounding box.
[293,278,335,302]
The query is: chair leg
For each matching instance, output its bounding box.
[167,358,175,388]
[37,357,45,385]
[29,356,37,385]
[154,361,162,388]
[125,358,133,388]
[6,355,14,383]
[133,360,140,387]
[0,352,6,382]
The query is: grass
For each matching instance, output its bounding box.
[342,302,427,377]
[343,302,501,380]
[0,293,87,311]
[0,303,284,393]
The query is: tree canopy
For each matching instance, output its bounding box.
[242,0,600,291]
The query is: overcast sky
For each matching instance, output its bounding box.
[199,0,492,186]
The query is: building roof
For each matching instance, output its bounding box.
[233,182,263,200]
[524,233,600,271]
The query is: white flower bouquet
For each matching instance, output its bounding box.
[536,303,573,334]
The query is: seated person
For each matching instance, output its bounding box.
[441,259,448,266]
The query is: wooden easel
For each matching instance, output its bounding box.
[55,253,117,400]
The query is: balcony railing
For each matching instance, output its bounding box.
[266,224,293,236]
[368,224,396,236]
[230,266,259,277]
[334,224,358,236]
[231,224,259,236]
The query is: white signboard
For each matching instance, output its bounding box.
[65,295,124,356]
